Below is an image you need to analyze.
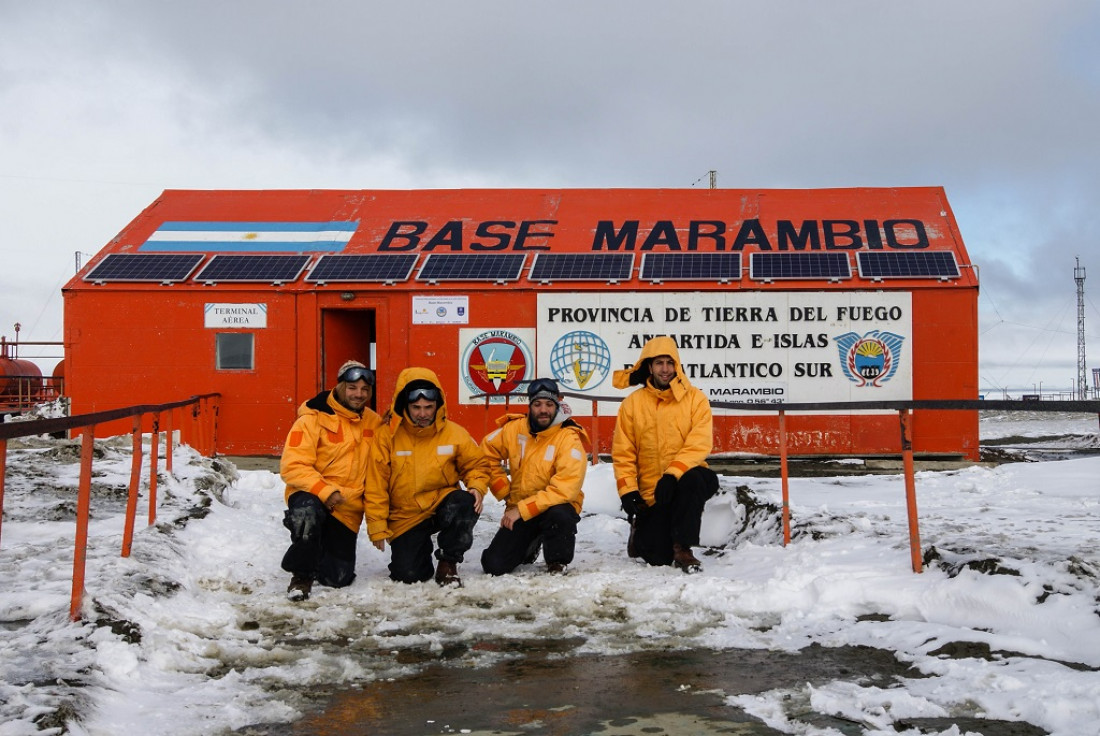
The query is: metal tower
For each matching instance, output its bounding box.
[1075,256,1087,399]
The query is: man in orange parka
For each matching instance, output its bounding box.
[612,336,719,573]
[279,360,382,601]
[480,378,589,575]
[364,367,489,587]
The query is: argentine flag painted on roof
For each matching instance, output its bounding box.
[140,221,358,252]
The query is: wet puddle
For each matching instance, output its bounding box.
[237,642,1043,735]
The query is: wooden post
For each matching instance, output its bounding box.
[70,427,95,621]
[122,415,143,557]
[900,408,924,573]
[778,410,791,546]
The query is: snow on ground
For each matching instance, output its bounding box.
[1,413,1099,735]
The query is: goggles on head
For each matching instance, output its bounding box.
[527,378,559,397]
[339,366,376,385]
[407,386,440,403]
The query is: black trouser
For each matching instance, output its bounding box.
[388,489,479,583]
[633,466,719,567]
[481,503,580,575]
[281,491,357,588]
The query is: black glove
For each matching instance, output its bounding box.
[654,474,677,507]
[620,491,647,518]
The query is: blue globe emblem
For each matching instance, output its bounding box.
[549,331,612,391]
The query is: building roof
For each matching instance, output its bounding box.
[66,187,976,292]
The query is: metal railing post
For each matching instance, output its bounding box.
[70,427,96,621]
[0,438,6,548]
[778,410,791,545]
[590,399,600,465]
[122,415,143,557]
[165,408,175,474]
[899,408,923,573]
[148,414,160,526]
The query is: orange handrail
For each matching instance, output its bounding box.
[0,393,220,620]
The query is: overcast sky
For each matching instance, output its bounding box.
[2,1,1098,395]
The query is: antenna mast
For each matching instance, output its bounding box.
[1075,256,1087,399]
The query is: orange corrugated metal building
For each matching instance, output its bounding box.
[62,188,979,458]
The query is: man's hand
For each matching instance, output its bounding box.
[501,507,521,530]
[372,539,386,552]
[469,488,484,514]
[325,490,345,511]
[620,490,647,518]
[654,474,677,507]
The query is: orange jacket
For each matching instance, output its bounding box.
[364,367,489,541]
[481,412,589,520]
[280,389,383,533]
[611,336,713,503]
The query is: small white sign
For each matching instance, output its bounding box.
[413,296,469,324]
[204,303,268,328]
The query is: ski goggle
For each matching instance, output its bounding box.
[338,366,375,385]
[406,387,440,403]
[527,378,559,397]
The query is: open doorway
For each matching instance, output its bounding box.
[321,308,377,411]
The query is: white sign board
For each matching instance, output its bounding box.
[204,303,267,328]
[413,296,469,324]
[536,291,912,416]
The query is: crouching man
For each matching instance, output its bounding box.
[612,337,719,573]
[480,378,589,575]
[365,368,489,586]
[279,360,381,601]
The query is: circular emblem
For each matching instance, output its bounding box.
[549,330,612,391]
[461,330,533,401]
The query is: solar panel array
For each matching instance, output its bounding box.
[417,253,527,282]
[84,253,206,283]
[749,252,852,281]
[306,254,419,283]
[83,247,963,286]
[640,252,741,282]
[529,253,634,282]
[193,254,311,283]
[857,251,961,279]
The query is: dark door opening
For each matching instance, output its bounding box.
[321,309,377,411]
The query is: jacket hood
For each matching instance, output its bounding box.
[611,335,693,400]
[387,366,447,433]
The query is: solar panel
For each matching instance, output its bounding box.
[857,251,961,279]
[640,253,741,282]
[84,253,205,283]
[193,254,311,283]
[416,254,526,282]
[749,252,852,281]
[529,253,634,282]
[306,254,419,283]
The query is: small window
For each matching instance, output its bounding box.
[216,333,254,370]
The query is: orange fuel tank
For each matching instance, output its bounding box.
[0,357,42,400]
